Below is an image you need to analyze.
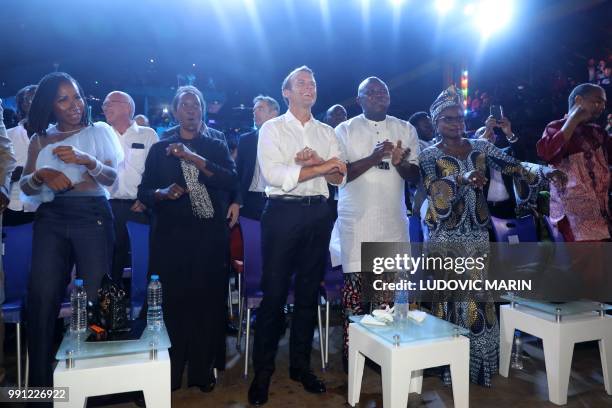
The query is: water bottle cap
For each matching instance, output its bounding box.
[75,279,84,286]
[151,275,159,281]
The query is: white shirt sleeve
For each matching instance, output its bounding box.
[328,126,347,187]
[403,122,420,165]
[93,122,124,169]
[257,121,302,193]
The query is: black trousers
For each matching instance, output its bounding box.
[27,197,113,387]
[241,191,267,221]
[252,199,331,375]
[487,199,516,219]
[109,199,150,282]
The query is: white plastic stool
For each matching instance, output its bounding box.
[53,349,171,407]
[348,322,470,408]
[499,304,612,405]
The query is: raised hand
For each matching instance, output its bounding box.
[543,167,568,190]
[461,169,487,189]
[36,167,73,192]
[370,140,394,163]
[157,183,187,200]
[391,140,410,167]
[166,143,194,159]
[318,157,347,176]
[295,147,324,166]
[52,146,94,166]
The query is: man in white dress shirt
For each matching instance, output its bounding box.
[248,66,346,406]
[4,85,37,226]
[334,77,420,367]
[103,91,158,282]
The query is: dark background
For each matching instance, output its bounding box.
[1,0,610,135]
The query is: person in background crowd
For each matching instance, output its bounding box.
[20,72,121,388]
[324,104,347,128]
[249,66,346,406]
[408,111,435,152]
[420,85,563,387]
[134,114,150,127]
[323,104,348,223]
[537,83,610,241]
[0,98,17,385]
[587,58,597,83]
[236,95,280,220]
[408,111,435,217]
[4,85,37,226]
[334,77,420,371]
[475,115,527,219]
[138,86,237,392]
[102,91,158,282]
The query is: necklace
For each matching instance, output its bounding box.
[52,124,85,134]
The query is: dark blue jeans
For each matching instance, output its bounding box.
[27,196,114,387]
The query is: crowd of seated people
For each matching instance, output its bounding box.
[0,65,609,407]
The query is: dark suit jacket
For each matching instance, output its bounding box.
[236,129,259,200]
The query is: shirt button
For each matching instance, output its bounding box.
[97,220,103,226]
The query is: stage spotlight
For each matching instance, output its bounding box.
[463,2,476,16]
[474,0,513,37]
[435,0,455,14]
[390,0,406,6]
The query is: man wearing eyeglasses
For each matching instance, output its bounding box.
[333,77,420,370]
[102,91,159,282]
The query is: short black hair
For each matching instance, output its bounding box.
[172,85,206,113]
[27,72,90,136]
[16,84,37,119]
[408,111,431,127]
[568,83,603,110]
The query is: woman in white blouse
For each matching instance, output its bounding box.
[19,72,122,388]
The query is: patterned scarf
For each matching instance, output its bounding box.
[430,85,464,122]
[180,159,214,219]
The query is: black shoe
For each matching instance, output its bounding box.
[226,321,239,336]
[289,369,326,394]
[134,393,146,407]
[248,373,271,406]
[199,378,216,393]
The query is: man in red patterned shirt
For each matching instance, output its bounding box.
[537,83,611,241]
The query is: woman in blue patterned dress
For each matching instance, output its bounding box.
[419,85,564,386]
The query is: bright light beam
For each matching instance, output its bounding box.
[474,0,514,38]
[435,0,455,14]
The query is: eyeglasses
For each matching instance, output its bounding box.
[102,100,130,108]
[438,115,465,124]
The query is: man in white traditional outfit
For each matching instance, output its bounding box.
[332,77,420,370]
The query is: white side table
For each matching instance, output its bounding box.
[499,300,612,405]
[53,325,171,408]
[348,314,470,408]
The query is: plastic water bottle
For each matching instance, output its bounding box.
[147,275,163,331]
[394,289,409,321]
[511,331,524,370]
[70,279,87,333]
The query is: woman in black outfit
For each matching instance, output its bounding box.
[138,86,237,391]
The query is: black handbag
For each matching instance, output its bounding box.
[95,275,129,332]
